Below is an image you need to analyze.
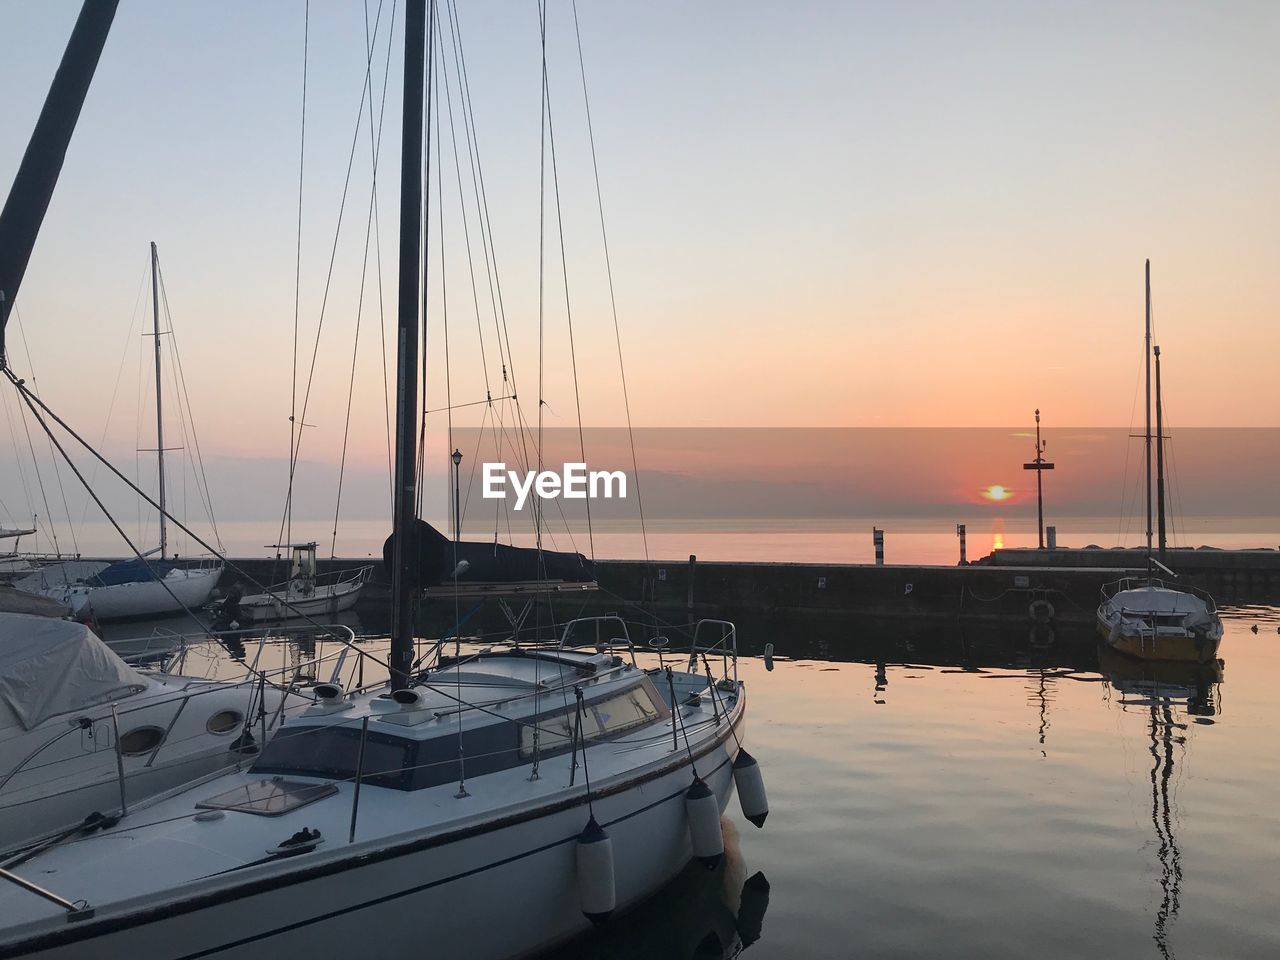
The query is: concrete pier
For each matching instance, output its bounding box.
[980,547,1280,603]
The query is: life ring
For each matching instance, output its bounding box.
[1028,598,1055,624]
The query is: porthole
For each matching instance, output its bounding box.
[119,726,166,756]
[206,709,244,735]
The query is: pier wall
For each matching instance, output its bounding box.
[982,547,1280,603]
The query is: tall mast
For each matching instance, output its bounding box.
[1144,259,1153,577]
[0,0,119,364]
[150,242,167,558]
[389,0,429,687]
[1155,344,1167,560]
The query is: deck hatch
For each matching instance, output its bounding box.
[196,778,338,816]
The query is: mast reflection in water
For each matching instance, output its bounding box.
[1100,650,1223,960]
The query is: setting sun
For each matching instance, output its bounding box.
[982,484,1012,502]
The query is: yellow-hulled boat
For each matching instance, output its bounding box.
[1097,577,1223,663]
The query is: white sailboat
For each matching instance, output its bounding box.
[0,612,306,856]
[217,543,372,624]
[0,3,766,957]
[36,243,222,622]
[0,526,36,581]
[1096,261,1223,662]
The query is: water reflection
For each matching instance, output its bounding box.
[1099,652,1224,960]
[540,821,770,960]
[89,603,1280,958]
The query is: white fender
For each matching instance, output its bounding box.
[575,816,615,923]
[686,776,724,868]
[732,749,769,828]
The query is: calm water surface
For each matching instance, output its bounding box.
[104,607,1280,959]
[546,608,1280,959]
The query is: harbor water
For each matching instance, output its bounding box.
[104,606,1280,959]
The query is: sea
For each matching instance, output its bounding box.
[42,514,1280,566]
[100,605,1280,959]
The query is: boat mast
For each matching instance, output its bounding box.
[390,0,429,687]
[1155,344,1167,560]
[1144,259,1153,578]
[0,0,119,366]
[150,242,167,558]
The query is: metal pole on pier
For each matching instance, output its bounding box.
[873,528,884,565]
[956,524,967,565]
[1023,409,1054,549]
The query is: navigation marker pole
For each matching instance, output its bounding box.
[1023,409,1055,550]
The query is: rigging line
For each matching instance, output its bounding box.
[0,387,36,529]
[436,29,457,539]
[529,0,551,780]
[426,393,515,414]
[4,368,392,668]
[158,267,221,550]
[444,0,534,527]
[571,0,649,563]
[288,0,311,549]
[444,1,511,385]
[76,259,150,534]
[540,34,595,562]
[370,0,399,504]
[416,0,440,522]
[458,402,491,527]
[279,0,388,553]
[11,306,78,555]
[9,377,207,634]
[331,0,398,560]
[9,377,63,556]
[536,0,549,573]
[434,9,491,400]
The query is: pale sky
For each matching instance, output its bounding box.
[2,0,1277,487]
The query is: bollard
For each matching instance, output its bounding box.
[1046,526,1057,550]
[873,528,884,565]
[956,524,967,565]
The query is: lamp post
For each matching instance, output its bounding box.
[451,448,462,543]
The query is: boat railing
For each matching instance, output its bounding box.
[0,626,359,807]
[557,615,637,665]
[254,563,375,599]
[1100,576,1218,614]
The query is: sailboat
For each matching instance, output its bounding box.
[0,3,765,957]
[35,243,223,622]
[0,525,37,581]
[0,612,310,857]
[215,542,372,624]
[1096,261,1223,662]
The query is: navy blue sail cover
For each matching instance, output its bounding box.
[383,520,594,590]
[91,557,173,586]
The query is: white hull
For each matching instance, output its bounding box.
[235,581,365,623]
[53,566,223,622]
[0,718,740,960]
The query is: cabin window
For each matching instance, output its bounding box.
[518,684,660,758]
[253,725,415,790]
[590,687,661,734]
[206,709,244,735]
[119,726,166,756]
[520,706,602,757]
